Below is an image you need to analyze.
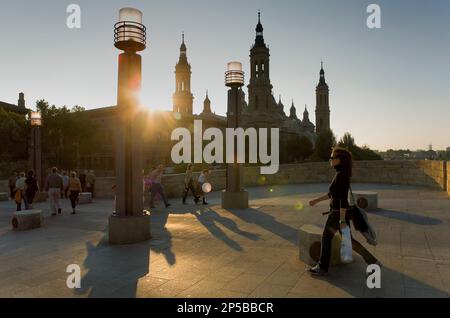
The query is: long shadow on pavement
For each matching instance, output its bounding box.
[374,209,442,226]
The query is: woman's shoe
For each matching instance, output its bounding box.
[308,264,328,276]
[194,197,200,204]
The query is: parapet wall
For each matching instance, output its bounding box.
[92,160,448,198]
[1,160,447,198]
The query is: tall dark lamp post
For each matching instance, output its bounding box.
[109,8,150,244]
[221,62,249,209]
[30,111,42,189]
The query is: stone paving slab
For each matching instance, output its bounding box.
[0,183,449,298]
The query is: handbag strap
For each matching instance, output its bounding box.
[349,182,356,206]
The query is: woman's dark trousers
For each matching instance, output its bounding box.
[182,180,198,202]
[318,211,378,272]
[70,191,80,209]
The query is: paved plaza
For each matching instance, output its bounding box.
[0,183,449,298]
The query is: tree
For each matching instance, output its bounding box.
[337,132,382,160]
[312,129,337,161]
[36,100,98,170]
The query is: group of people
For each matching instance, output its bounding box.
[143,164,211,209]
[9,170,39,211]
[8,168,96,216]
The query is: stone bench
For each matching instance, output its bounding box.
[353,191,378,211]
[0,192,8,201]
[79,192,92,204]
[299,224,350,266]
[12,209,42,231]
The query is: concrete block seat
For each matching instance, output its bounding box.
[0,192,8,201]
[12,209,42,231]
[299,224,350,266]
[78,192,92,204]
[353,191,378,211]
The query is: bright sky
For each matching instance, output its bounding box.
[1,0,449,151]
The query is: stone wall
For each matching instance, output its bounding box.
[1,160,448,198]
[447,161,450,196]
[0,180,9,194]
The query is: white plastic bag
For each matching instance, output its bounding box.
[340,226,353,263]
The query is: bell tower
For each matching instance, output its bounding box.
[315,61,330,134]
[173,33,194,114]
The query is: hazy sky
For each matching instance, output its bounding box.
[1,0,449,151]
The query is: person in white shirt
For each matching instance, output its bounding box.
[149,164,171,208]
[197,169,211,205]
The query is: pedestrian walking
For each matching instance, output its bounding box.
[45,167,64,216]
[197,169,211,205]
[8,172,17,200]
[14,172,27,211]
[24,170,39,210]
[308,147,380,276]
[68,171,82,215]
[149,164,171,208]
[182,164,199,204]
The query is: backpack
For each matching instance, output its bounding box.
[349,186,378,246]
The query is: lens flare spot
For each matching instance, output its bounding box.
[295,201,304,211]
[257,176,266,185]
[173,112,182,120]
[269,188,274,193]
[202,182,212,193]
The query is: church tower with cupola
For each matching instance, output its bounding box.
[315,62,330,134]
[173,33,194,114]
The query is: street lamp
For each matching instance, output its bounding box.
[221,61,249,209]
[30,111,42,190]
[109,8,150,244]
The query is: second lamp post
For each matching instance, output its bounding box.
[221,61,249,209]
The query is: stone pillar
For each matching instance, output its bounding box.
[109,9,150,243]
[30,126,42,188]
[221,87,248,209]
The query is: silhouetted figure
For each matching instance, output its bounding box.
[8,172,17,200]
[149,164,170,208]
[61,171,69,198]
[86,170,96,197]
[14,172,26,211]
[68,171,82,215]
[24,170,39,210]
[197,169,211,205]
[182,164,199,204]
[308,147,379,276]
[45,167,63,216]
[79,170,87,192]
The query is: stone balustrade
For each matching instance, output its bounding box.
[1,160,448,199]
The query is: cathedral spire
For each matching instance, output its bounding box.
[289,99,297,119]
[180,32,187,56]
[254,10,265,47]
[203,90,211,114]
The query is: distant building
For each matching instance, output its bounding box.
[0,92,29,115]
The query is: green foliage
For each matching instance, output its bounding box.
[36,100,98,170]
[337,132,382,160]
[281,135,314,163]
[0,108,30,164]
[312,129,337,161]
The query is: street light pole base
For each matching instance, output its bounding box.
[221,190,249,209]
[108,212,151,244]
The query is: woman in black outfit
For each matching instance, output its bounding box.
[24,170,39,210]
[308,147,378,276]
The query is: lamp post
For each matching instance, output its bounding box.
[109,8,150,244]
[30,111,42,189]
[221,62,249,209]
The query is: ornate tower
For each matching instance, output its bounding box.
[173,33,193,114]
[315,62,330,134]
[289,100,298,120]
[247,11,274,112]
[202,90,211,114]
